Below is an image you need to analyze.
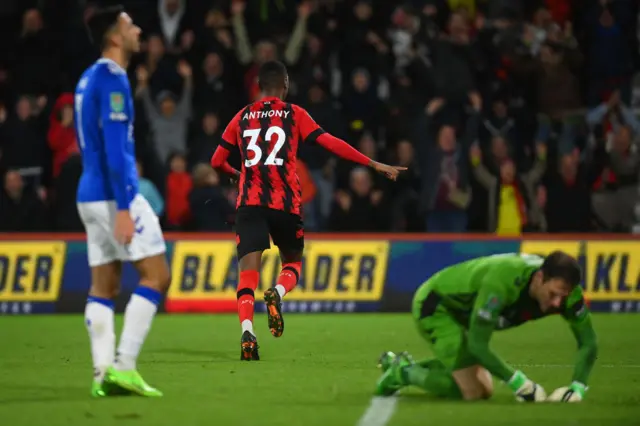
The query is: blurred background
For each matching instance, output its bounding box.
[0,0,639,235]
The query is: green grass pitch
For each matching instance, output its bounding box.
[1,313,639,426]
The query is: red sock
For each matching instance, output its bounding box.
[276,262,301,296]
[237,270,259,324]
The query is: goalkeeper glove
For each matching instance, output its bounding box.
[508,370,547,402]
[547,381,587,402]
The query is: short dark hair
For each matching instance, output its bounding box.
[541,251,582,288]
[258,60,288,91]
[86,5,124,50]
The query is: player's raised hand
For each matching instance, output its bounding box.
[371,161,407,181]
[114,211,135,245]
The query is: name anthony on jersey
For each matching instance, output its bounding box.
[242,109,291,120]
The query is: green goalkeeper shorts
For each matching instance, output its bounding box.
[411,288,478,372]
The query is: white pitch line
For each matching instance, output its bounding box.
[357,396,398,426]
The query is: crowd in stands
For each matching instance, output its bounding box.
[0,0,639,234]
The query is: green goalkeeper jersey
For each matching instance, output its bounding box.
[415,253,598,384]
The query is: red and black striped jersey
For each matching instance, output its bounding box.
[220,97,325,216]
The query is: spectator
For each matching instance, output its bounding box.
[329,167,387,232]
[480,98,519,161]
[1,96,45,181]
[582,0,637,106]
[190,111,222,167]
[390,139,422,231]
[232,0,310,101]
[137,60,193,165]
[0,170,47,231]
[298,83,342,230]
[294,33,331,100]
[336,131,379,188]
[201,8,239,72]
[430,12,482,106]
[470,143,547,234]
[188,164,232,231]
[545,153,592,232]
[586,90,640,135]
[137,34,180,96]
[52,154,82,231]
[61,3,98,86]
[386,73,424,143]
[339,0,391,87]
[591,125,640,232]
[136,161,164,217]
[47,93,79,179]
[530,42,582,121]
[11,8,58,95]
[152,0,191,52]
[416,96,478,233]
[341,68,383,142]
[165,152,192,228]
[195,52,240,122]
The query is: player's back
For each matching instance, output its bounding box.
[231,97,306,215]
[419,253,541,312]
[74,58,138,204]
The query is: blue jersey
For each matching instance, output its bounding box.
[74,58,138,210]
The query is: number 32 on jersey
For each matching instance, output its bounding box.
[243,126,286,167]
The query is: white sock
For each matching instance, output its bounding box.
[241,319,254,336]
[85,298,115,382]
[275,284,286,299]
[115,289,159,371]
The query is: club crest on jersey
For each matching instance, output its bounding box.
[478,295,501,321]
[485,294,501,310]
[110,92,124,112]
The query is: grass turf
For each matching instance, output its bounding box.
[0,313,639,426]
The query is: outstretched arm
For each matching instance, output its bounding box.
[315,132,371,166]
[298,106,406,180]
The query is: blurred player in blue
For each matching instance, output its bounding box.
[74,5,170,398]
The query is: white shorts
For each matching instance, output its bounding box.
[77,194,166,267]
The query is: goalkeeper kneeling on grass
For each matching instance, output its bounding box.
[376,251,598,402]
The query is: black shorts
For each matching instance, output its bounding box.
[235,206,304,260]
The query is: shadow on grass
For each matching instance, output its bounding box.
[0,383,89,405]
[151,348,238,361]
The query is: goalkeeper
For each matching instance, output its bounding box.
[375,251,598,402]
